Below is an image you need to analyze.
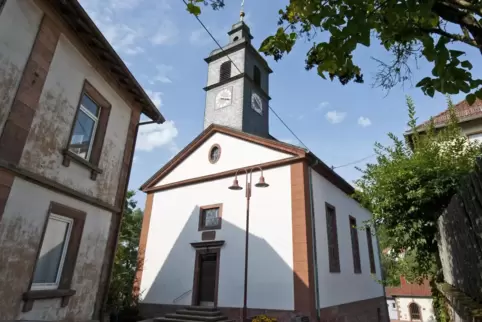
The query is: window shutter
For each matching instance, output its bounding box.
[219,62,231,82]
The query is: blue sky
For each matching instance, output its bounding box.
[79,0,482,209]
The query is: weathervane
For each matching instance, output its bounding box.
[240,0,245,21]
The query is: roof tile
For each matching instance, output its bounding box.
[417,98,482,129]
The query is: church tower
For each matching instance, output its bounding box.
[203,18,272,138]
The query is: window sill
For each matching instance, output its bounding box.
[22,289,76,312]
[62,149,103,180]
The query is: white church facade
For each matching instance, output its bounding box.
[136,20,387,322]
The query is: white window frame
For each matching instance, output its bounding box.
[71,94,100,160]
[31,214,73,290]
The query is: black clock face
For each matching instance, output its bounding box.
[251,93,263,115]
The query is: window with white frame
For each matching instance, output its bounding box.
[468,132,482,143]
[68,94,100,160]
[31,214,73,290]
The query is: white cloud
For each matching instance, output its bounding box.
[150,20,179,45]
[358,116,372,127]
[150,64,174,84]
[316,101,330,111]
[325,110,347,124]
[145,89,163,108]
[124,46,145,55]
[137,121,179,152]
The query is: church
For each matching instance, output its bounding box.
[136,17,387,322]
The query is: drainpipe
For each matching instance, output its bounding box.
[308,159,321,322]
[99,117,163,321]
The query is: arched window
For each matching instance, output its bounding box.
[253,65,261,86]
[219,61,231,82]
[409,303,421,321]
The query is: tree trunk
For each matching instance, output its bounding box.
[432,1,482,53]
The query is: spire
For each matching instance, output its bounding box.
[240,0,245,22]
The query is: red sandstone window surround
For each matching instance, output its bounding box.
[198,204,223,231]
[325,202,340,273]
[349,216,362,274]
[62,80,111,180]
[23,202,86,312]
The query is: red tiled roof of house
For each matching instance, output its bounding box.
[385,276,432,297]
[416,99,482,129]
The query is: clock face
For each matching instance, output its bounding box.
[215,87,233,109]
[251,92,263,115]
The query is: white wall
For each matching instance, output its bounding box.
[386,298,398,320]
[0,177,111,320]
[0,0,42,133]
[19,34,131,206]
[311,170,384,308]
[157,132,293,186]
[397,297,435,322]
[141,165,294,310]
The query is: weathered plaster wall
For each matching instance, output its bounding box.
[386,298,399,320]
[396,297,434,321]
[0,0,42,133]
[19,34,131,206]
[0,177,111,320]
[311,170,385,308]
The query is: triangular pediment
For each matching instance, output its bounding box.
[141,125,306,191]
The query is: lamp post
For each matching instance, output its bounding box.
[228,167,269,322]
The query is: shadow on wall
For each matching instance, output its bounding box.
[139,205,309,322]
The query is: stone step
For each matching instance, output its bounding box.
[176,310,222,317]
[155,318,233,322]
[184,306,220,312]
[155,318,193,322]
[165,314,228,322]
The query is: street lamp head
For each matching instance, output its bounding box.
[255,175,269,188]
[228,178,243,190]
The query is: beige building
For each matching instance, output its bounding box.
[0,0,163,320]
[409,98,482,141]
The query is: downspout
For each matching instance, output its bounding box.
[308,159,321,321]
[99,117,163,321]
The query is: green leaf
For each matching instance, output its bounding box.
[186,3,201,16]
[467,93,476,105]
[476,90,482,100]
[449,50,465,58]
[461,60,473,70]
[427,87,435,97]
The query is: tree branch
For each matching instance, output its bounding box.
[447,0,482,17]
[421,27,479,47]
[432,1,482,52]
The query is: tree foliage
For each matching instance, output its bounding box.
[355,96,482,279]
[186,0,482,103]
[107,191,143,312]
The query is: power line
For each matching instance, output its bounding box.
[180,0,310,150]
[332,154,376,169]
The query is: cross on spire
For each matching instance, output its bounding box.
[240,0,245,21]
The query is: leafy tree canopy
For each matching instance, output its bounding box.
[107,191,143,312]
[187,0,482,104]
[355,97,482,278]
